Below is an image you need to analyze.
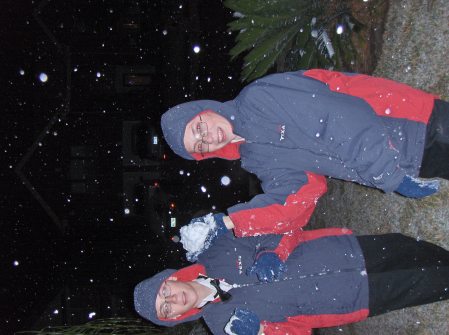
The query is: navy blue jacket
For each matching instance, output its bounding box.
[161,70,436,237]
[147,228,370,334]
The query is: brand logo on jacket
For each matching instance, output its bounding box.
[279,124,286,141]
[236,255,243,274]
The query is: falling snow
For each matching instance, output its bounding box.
[221,175,231,186]
[39,73,48,82]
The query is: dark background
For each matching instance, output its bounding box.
[0,1,258,333]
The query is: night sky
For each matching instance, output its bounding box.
[1,1,256,333]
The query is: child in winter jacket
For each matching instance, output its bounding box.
[134,227,449,335]
[161,70,448,244]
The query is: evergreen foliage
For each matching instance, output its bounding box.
[224,0,371,82]
[16,318,209,335]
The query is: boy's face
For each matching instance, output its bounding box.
[183,111,235,156]
[155,280,200,319]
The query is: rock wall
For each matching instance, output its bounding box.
[316,1,449,334]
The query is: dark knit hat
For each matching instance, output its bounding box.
[134,265,206,326]
[134,269,176,325]
[161,105,198,160]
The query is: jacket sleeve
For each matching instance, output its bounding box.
[261,320,312,335]
[228,172,327,237]
[300,69,436,192]
[274,228,353,262]
[303,69,437,124]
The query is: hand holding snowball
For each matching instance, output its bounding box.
[180,213,228,261]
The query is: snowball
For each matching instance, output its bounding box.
[180,213,217,261]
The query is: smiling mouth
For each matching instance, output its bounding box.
[218,128,225,143]
[183,291,187,305]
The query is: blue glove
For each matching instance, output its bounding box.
[210,212,228,236]
[395,175,440,198]
[225,308,260,335]
[180,212,228,262]
[247,251,287,282]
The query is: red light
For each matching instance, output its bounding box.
[170,202,175,209]
[163,154,167,160]
[153,181,159,187]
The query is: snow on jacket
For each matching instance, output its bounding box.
[161,69,437,237]
[139,228,370,334]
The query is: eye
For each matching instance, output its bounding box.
[197,142,203,153]
[196,122,202,135]
[162,303,171,318]
[161,283,170,297]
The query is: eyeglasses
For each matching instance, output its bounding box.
[159,281,172,319]
[195,115,209,156]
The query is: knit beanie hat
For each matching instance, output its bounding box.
[161,104,199,160]
[134,269,176,325]
[134,264,206,326]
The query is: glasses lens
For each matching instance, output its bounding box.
[162,302,171,318]
[199,122,208,137]
[198,142,209,156]
[202,142,209,153]
[163,282,170,297]
[161,282,171,318]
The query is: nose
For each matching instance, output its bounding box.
[165,294,177,304]
[202,131,214,144]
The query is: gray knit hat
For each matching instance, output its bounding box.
[134,266,205,326]
[134,269,176,326]
[161,103,203,160]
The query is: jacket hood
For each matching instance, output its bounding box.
[161,100,241,161]
[134,264,206,327]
